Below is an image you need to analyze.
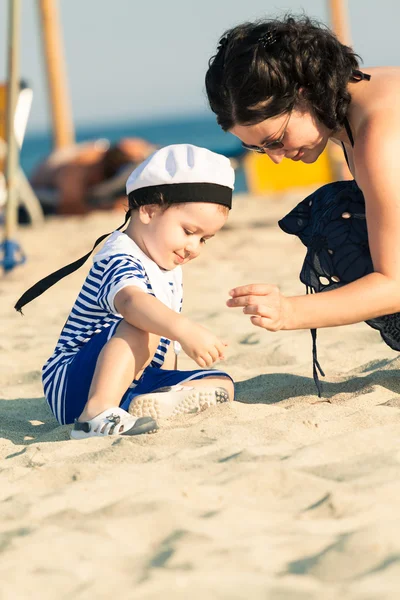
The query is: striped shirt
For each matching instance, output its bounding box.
[42,231,183,423]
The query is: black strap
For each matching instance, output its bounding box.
[341,117,354,170]
[341,141,351,170]
[343,117,354,148]
[306,285,325,397]
[311,327,325,397]
[14,210,132,314]
[351,70,371,83]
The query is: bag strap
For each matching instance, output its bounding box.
[15,210,131,314]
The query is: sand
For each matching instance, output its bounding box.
[1,191,400,599]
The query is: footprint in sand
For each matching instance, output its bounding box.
[239,333,260,345]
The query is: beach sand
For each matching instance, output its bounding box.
[1,191,400,599]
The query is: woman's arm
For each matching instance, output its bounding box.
[227,272,400,331]
[228,110,400,331]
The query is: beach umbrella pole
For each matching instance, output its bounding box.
[328,0,352,45]
[37,0,75,149]
[1,0,26,273]
[327,0,352,180]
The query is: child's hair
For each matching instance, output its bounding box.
[128,191,230,215]
[205,14,361,132]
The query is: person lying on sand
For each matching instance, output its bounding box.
[29,137,156,216]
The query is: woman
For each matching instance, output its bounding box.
[205,15,400,392]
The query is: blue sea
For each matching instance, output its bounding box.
[21,113,248,193]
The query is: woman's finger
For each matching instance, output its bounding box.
[243,304,272,317]
[229,284,277,298]
[250,315,281,331]
[227,294,267,308]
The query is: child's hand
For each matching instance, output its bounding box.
[177,323,227,367]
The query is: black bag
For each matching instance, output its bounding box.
[278,179,400,392]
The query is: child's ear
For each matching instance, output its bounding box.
[138,204,159,224]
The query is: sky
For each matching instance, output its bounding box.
[0,0,399,133]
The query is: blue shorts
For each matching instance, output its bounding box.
[62,324,233,424]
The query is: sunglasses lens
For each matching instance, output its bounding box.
[266,140,284,150]
[242,143,258,153]
[242,140,284,152]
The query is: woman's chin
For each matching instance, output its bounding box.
[300,154,316,164]
[300,148,322,164]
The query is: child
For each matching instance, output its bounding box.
[15,144,235,439]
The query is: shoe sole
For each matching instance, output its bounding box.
[128,386,230,421]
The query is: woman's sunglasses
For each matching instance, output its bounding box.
[241,110,292,153]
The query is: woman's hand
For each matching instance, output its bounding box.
[227,284,292,331]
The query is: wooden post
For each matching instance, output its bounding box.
[37,0,75,149]
[328,0,352,45]
[4,0,21,242]
[327,0,353,180]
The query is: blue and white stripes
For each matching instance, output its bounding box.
[42,232,183,424]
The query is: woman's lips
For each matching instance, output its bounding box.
[291,149,304,161]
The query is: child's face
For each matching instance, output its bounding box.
[140,202,229,270]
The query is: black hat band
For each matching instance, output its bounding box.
[128,182,232,209]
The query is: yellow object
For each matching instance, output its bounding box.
[244,148,335,193]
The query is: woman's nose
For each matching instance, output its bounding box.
[266,150,285,164]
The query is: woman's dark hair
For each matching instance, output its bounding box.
[205,15,361,132]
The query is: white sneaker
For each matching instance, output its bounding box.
[128,385,230,420]
[70,407,158,439]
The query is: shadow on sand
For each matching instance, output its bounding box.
[2,358,400,446]
[234,362,400,404]
[0,396,63,447]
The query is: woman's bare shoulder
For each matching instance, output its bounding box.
[350,68,400,142]
[353,67,400,114]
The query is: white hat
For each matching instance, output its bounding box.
[126,144,234,209]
